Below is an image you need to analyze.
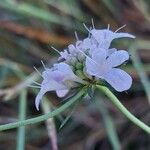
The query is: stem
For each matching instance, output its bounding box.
[96,85,150,134]
[0,88,86,131]
[95,99,121,150]
[17,90,27,150]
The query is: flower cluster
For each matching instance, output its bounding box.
[35,25,135,110]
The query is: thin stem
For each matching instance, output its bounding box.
[17,90,27,150]
[96,85,150,134]
[0,88,86,131]
[95,98,121,150]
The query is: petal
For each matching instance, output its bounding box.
[90,29,114,49]
[85,58,103,78]
[85,49,109,78]
[85,57,102,77]
[91,29,135,49]
[106,50,129,67]
[56,89,69,97]
[103,68,132,92]
[59,50,69,60]
[107,48,117,57]
[54,63,83,83]
[35,88,47,111]
[113,32,135,39]
[91,48,107,64]
[35,69,67,110]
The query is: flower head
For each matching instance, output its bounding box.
[90,27,135,49]
[35,24,135,110]
[35,63,83,110]
[85,48,132,91]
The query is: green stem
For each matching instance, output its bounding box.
[17,90,27,150]
[96,85,150,134]
[0,88,86,131]
[95,99,121,150]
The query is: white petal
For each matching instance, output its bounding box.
[56,89,69,97]
[103,68,132,92]
[106,50,129,67]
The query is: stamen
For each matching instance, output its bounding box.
[83,23,91,32]
[28,85,41,89]
[91,18,95,29]
[41,60,46,70]
[33,66,42,76]
[107,24,110,30]
[32,81,41,86]
[115,24,126,33]
[74,31,79,40]
[76,48,98,65]
[51,46,60,54]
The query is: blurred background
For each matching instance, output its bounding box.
[0,0,150,150]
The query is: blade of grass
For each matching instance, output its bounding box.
[95,96,121,150]
[0,0,71,28]
[42,98,58,150]
[17,90,27,150]
[129,43,150,105]
[0,87,86,131]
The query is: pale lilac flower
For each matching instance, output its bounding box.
[35,25,135,110]
[85,48,132,92]
[35,62,84,110]
[90,28,135,49]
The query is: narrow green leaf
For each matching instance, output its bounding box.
[0,88,86,131]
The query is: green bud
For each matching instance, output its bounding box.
[75,70,86,79]
[75,62,83,70]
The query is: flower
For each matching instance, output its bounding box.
[35,24,135,110]
[35,62,84,110]
[85,48,132,92]
[90,28,135,49]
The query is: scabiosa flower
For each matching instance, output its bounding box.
[85,48,132,92]
[35,24,135,110]
[35,63,85,110]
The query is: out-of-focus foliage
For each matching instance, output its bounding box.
[0,0,150,149]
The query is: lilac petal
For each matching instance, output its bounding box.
[114,32,135,39]
[85,55,108,78]
[106,50,129,67]
[103,68,132,92]
[56,89,69,97]
[54,63,83,83]
[35,88,48,111]
[91,29,135,49]
[107,48,117,57]
[91,48,107,64]
[68,44,77,54]
[85,49,109,78]
[35,80,66,111]
[59,50,69,60]
[85,57,102,77]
